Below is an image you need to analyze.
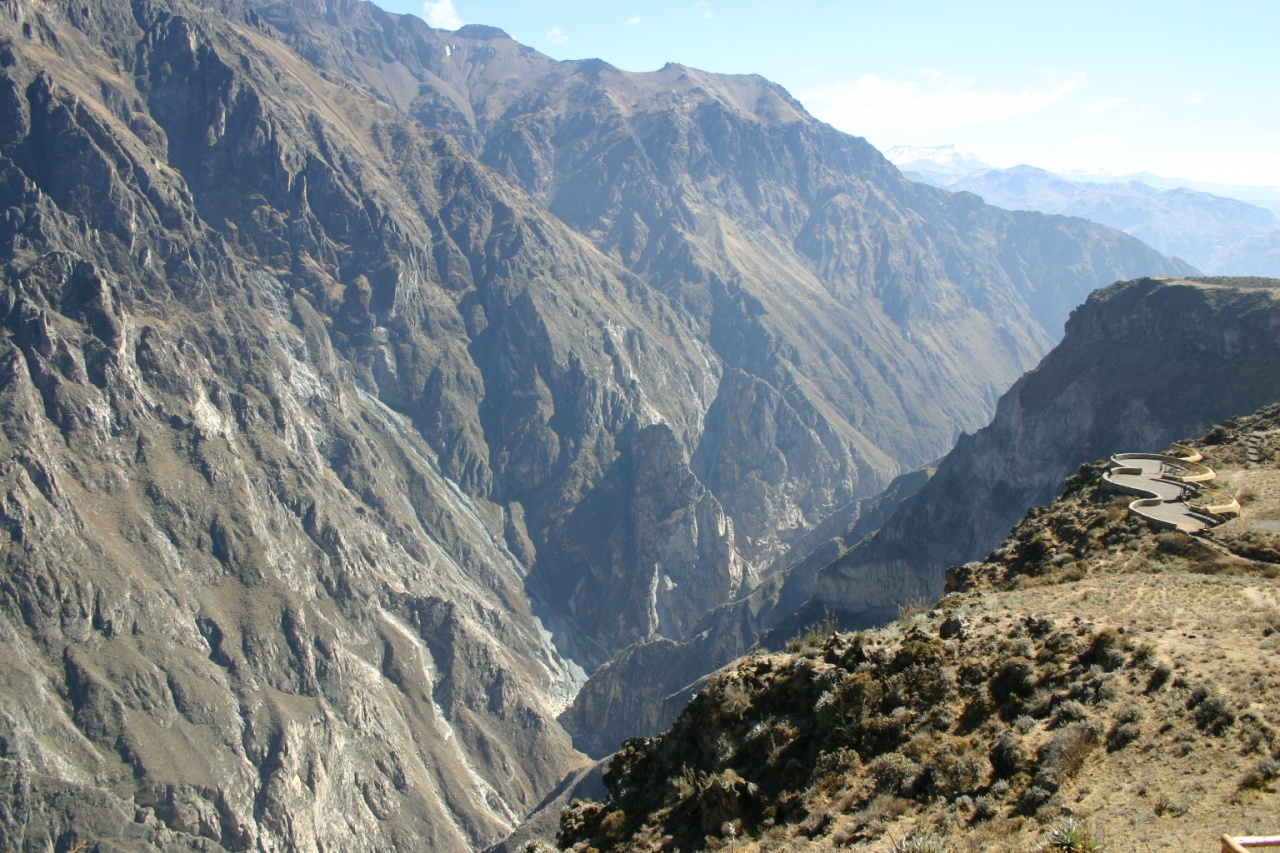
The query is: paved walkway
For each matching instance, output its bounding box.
[1103,454,1211,533]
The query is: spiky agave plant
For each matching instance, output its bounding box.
[1042,817,1103,852]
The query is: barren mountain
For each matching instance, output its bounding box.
[0,0,1197,848]
[557,277,1280,759]
[236,6,1196,668]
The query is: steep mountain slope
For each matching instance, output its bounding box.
[254,6,1197,751]
[249,0,1194,564]
[0,0,710,848]
[553,406,1280,852]
[0,0,1199,848]
[815,277,1280,621]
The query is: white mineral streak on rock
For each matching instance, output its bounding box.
[360,391,587,710]
[380,612,520,833]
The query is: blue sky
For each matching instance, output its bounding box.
[374,0,1280,186]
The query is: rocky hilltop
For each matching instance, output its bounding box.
[0,0,1194,848]
[555,404,1280,852]
[814,277,1280,622]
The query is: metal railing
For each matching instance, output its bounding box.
[1223,836,1280,852]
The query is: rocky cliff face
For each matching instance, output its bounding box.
[242,0,1193,618]
[0,3,625,847]
[281,7,1193,754]
[814,276,1280,619]
[0,0,1199,847]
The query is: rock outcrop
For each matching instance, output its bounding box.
[814,277,1280,619]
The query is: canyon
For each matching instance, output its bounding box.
[0,0,1213,849]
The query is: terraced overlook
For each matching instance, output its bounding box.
[812,277,1280,628]
[1103,447,1239,533]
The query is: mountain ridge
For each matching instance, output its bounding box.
[889,147,1280,276]
[552,276,1280,762]
[226,0,1199,750]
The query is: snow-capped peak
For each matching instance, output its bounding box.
[885,144,991,176]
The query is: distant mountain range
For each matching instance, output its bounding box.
[889,145,1280,277]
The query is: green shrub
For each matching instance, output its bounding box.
[714,679,755,723]
[519,843,559,853]
[1189,688,1236,735]
[958,693,997,731]
[893,638,946,672]
[1079,629,1127,670]
[819,671,884,741]
[1106,722,1141,752]
[1018,784,1054,814]
[1154,531,1193,555]
[1146,661,1173,692]
[813,746,861,780]
[868,751,920,795]
[1034,722,1102,790]
[1204,425,1230,445]
[990,731,1027,778]
[927,742,990,796]
[1153,793,1187,817]
[672,764,698,801]
[897,595,933,623]
[786,611,839,653]
[1129,642,1157,664]
[893,663,951,709]
[1051,700,1089,727]
[989,657,1037,714]
[598,809,628,842]
[1240,757,1280,791]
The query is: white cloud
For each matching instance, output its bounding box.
[1083,96,1126,113]
[799,71,1086,136]
[625,15,642,25]
[1188,91,1207,104]
[695,1,713,19]
[1066,133,1131,158]
[1248,154,1280,185]
[546,26,569,44]
[421,0,463,30]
